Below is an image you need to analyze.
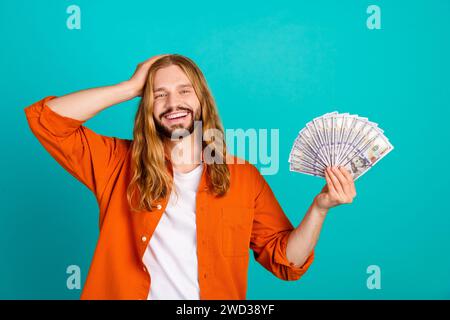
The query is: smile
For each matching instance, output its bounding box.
[164,111,190,120]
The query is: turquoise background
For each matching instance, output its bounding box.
[1,0,449,299]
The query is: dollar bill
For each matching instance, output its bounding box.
[289,111,393,180]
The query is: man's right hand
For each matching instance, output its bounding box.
[127,54,170,97]
[42,54,171,122]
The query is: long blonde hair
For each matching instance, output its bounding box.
[127,54,230,212]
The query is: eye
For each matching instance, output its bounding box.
[180,90,190,94]
[154,93,166,99]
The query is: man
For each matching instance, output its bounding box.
[24,54,356,300]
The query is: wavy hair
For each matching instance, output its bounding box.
[127,54,230,212]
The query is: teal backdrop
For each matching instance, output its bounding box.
[1,0,449,299]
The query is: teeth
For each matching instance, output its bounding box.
[166,112,188,120]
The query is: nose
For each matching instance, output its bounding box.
[166,91,182,109]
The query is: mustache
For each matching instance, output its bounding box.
[159,106,193,120]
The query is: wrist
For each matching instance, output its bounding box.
[312,197,329,218]
[118,80,140,99]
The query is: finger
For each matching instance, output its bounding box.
[324,169,336,194]
[326,167,343,195]
[327,167,344,195]
[145,54,170,63]
[337,166,352,183]
[333,166,352,196]
[339,166,356,195]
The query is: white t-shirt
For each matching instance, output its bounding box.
[143,164,203,300]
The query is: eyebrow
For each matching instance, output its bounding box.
[153,83,193,92]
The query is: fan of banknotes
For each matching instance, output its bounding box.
[289,111,394,181]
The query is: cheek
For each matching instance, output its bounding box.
[188,97,201,115]
[153,103,163,118]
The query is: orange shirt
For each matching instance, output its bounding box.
[24,96,315,300]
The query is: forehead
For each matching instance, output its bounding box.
[153,65,191,88]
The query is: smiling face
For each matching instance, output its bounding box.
[152,64,202,139]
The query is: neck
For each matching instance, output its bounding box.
[164,132,202,174]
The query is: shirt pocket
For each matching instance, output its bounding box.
[221,206,254,257]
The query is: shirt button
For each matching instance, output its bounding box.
[141,236,147,242]
[156,204,162,210]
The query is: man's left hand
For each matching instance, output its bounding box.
[314,166,357,214]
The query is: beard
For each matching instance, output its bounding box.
[154,105,201,139]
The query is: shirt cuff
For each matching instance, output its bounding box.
[275,230,315,272]
[24,95,86,138]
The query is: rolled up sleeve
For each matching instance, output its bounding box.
[24,96,129,200]
[249,165,315,281]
